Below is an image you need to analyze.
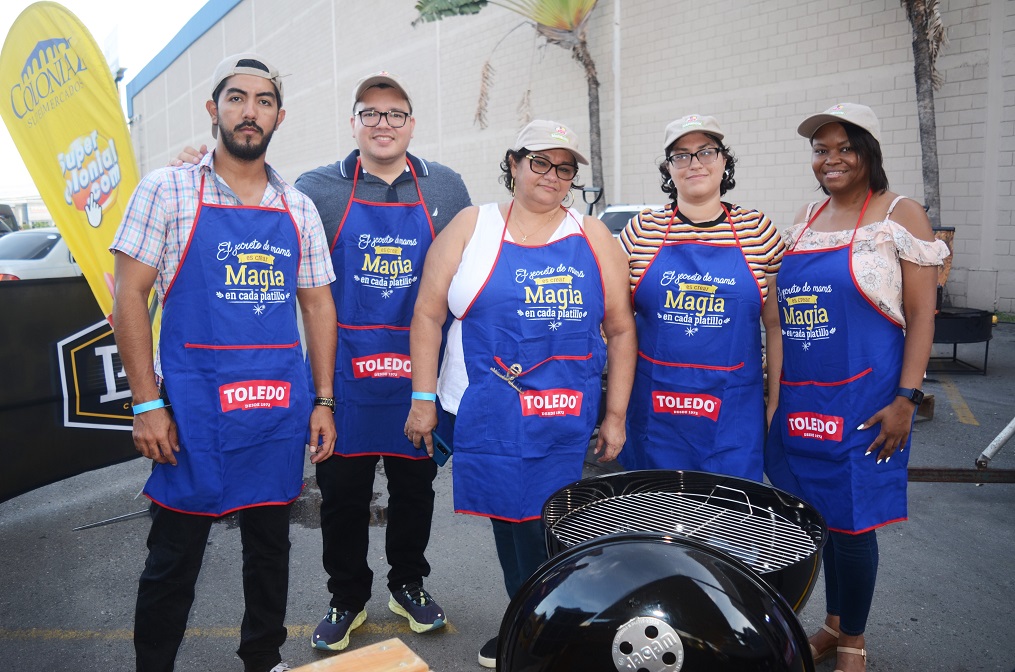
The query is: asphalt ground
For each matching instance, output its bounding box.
[1,324,1013,671]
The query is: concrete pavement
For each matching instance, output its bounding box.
[1,325,1014,671]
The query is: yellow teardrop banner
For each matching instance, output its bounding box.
[0,2,140,321]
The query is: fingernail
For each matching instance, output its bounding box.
[857,424,865,430]
[877,458,883,464]
[864,450,872,456]
[886,455,891,462]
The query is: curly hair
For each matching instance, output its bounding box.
[658,133,736,203]
[499,148,585,194]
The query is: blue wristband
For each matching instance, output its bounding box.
[411,391,437,402]
[132,399,166,415]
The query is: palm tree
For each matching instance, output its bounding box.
[414,0,605,201]
[901,0,947,228]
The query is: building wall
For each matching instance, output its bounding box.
[128,0,1015,312]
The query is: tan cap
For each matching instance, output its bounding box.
[663,114,725,153]
[352,71,413,112]
[210,53,283,138]
[513,120,589,165]
[797,103,881,144]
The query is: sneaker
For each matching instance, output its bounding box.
[267,665,291,672]
[478,635,497,668]
[310,607,367,651]
[388,582,446,633]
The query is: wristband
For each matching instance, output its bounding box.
[132,399,166,415]
[411,391,437,402]
[314,397,336,412]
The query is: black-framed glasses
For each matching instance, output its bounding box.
[357,109,410,128]
[526,154,578,180]
[665,147,722,169]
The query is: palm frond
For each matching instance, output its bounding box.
[517,89,532,126]
[413,0,489,27]
[475,60,495,129]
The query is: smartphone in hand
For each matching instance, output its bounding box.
[432,432,453,467]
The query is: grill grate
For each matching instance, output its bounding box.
[548,490,817,574]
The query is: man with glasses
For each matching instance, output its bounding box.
[295,71,471,652]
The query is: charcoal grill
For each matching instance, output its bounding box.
[542,470,827,612]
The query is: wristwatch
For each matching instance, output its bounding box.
[896,387,925,405]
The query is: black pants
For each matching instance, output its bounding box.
[134,503,291,672]
[316,454,438,611]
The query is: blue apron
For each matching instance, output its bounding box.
[147,174,310,516]
[765,192,909,533]
[326,158,441,458]
[453,206,606,522]
[622,204,765,480]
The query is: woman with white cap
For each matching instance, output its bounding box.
[618,114,785,480]
[404,119,636,667]
[765,103,949,672]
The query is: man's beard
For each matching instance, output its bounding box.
[220,120,275,161]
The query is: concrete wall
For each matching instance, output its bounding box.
[127,0,1015,312]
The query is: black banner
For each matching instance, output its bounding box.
[0,277,136,502]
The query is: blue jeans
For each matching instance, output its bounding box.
[490,518,548,599]
[823,529,879,636]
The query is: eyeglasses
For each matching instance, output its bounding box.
[665,147,722,169]
[526,154,578,180]
[357,109,410,128]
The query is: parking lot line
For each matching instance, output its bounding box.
[939,375,979,425]
[0,621,457,642]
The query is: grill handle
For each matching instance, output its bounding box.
[704,484,756,518]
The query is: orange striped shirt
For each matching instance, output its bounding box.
[619,202,785,301]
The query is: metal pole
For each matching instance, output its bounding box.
[976,415,1015,468]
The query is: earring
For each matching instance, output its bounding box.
[562,190,575,208]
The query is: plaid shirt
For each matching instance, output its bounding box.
[110,151,335,376]
[111,150,335,301]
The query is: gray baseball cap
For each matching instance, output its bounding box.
[797,103,882,144]
[352,71,413,113]
[662,114,725,153]
[513,120,589,165]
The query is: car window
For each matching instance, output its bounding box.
[600,211,637,235]
[0,232,60,260]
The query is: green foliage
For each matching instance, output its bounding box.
[413,0,489,26]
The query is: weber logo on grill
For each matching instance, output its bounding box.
[787,411,844,441]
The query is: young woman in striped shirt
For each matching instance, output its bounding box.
[618,114,785,481]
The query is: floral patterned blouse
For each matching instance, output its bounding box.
[783,195,951,328]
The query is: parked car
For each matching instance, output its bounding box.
[598,203,663,237]
[0,227,82,280]
[0,204,18,238]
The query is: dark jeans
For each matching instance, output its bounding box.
[823,529,879,636]
[135,503,291,672]
[316,454,438,611]
[490,518,549,599]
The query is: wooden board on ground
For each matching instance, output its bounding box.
[290,638,429,672]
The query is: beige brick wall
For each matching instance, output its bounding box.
[129,0,1014,312]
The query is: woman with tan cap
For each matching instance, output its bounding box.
[765,102,949,672]
[404,119,636,667]
[618,114,785,480]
